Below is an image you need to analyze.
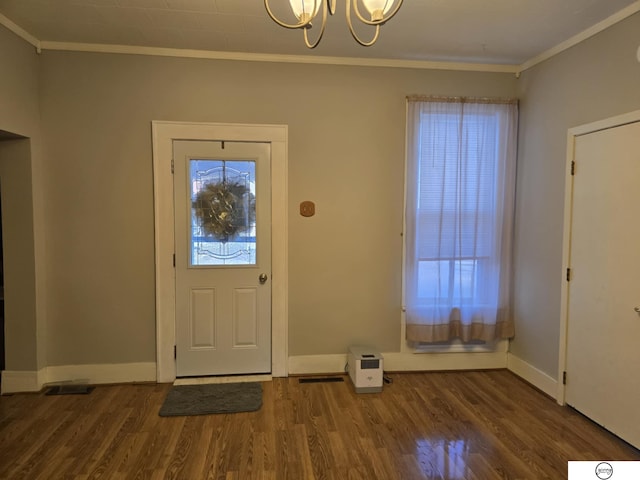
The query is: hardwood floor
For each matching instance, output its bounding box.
[0,370,638,479]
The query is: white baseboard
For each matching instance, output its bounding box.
[1,362,157,394]
[174,374,272,386]
[384,351,508,371]
[1,370,43,394]
[288,354,348,375]
[45,362,157,386]
[288,351,508,376]
[5,355,553,394]
[507,353,558,398]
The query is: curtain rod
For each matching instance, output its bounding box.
[406,95,518,105]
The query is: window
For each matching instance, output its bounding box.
[404,97,517,343]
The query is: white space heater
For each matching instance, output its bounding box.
[347,346,384,393]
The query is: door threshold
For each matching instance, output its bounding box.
[173,374,272,386]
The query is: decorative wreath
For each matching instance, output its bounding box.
[192,181,255,243]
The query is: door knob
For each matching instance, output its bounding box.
[259,273,268,284]
[635,306,640,315]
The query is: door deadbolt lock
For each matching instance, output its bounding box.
[259,273,268,284]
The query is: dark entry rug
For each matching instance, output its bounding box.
[159,382,262,417]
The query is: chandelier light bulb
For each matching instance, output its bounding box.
[361,0,393,21]
[288,0,321,23]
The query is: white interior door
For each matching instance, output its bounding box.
[173,140,271,377]
[566,120,640,448]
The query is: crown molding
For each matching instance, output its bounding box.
[518,0,640,73]
[3,1,639,75]
[39,41,519,73]
[0,12,40,51]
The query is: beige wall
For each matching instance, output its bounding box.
[0,14,640,377]
[15,12,637,375]
[0,140,38,370]
[512,12,640,376]
[0,27,39,137]
[0,26,44,372]
[38,51,516,365]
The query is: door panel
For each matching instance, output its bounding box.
[566,121,640,449]
[174,140,271,377]
[233,288,258,347]
[190,288,216,348]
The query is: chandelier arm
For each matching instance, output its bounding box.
[264,0,315,29]
[352,0,403,26]
[345,2,381,47]
[328,0,337,15]
[303,2,329,48]
[265,0,400,47]
[347,23,381,47]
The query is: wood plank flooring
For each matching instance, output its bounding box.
[0,370,638,479]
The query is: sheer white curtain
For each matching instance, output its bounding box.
[404,96,517,343]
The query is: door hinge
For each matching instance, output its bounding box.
[563,371,567,385]
[173,253,175,267]
[171,158,174,174]
[566,268,571,282]
[570,161,575,176]
[174,345,177,359]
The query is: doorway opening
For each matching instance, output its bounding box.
[0,189,4,377]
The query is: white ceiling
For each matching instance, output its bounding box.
[0,0,638,66]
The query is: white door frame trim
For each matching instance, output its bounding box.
[152,121,288,382]
[558,109,640,405]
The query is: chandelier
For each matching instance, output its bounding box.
[264,0,403,49]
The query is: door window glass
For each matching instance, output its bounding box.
[189,159,256,266]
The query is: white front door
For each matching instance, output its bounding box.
[173,140,272,377]
[566,120,640,448]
